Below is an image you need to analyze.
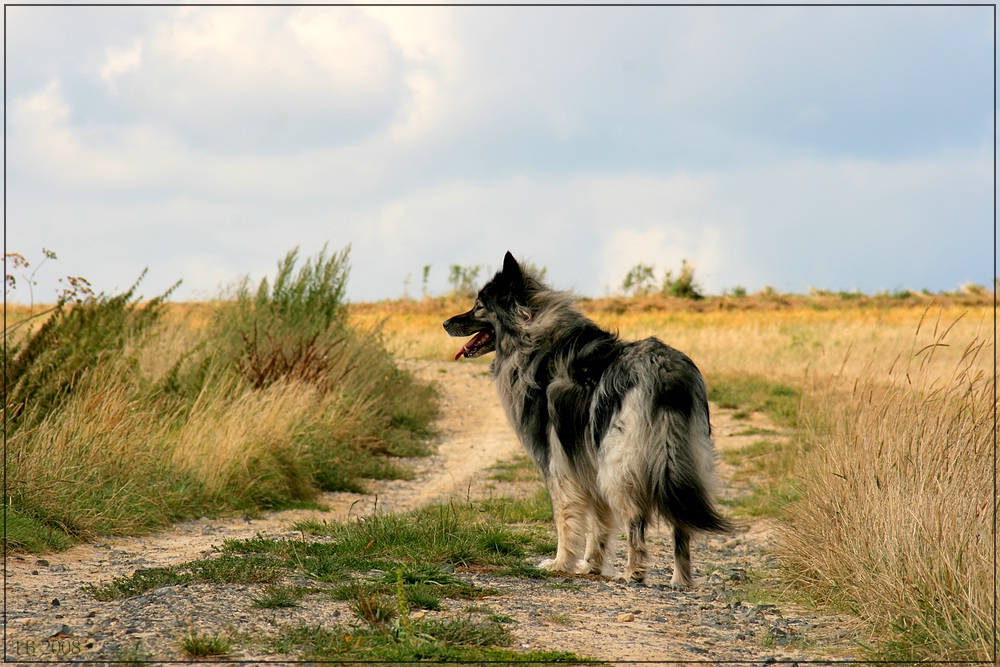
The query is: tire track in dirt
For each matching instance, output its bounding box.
[4,359,862,663]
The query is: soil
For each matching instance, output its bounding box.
[4,360,863,664]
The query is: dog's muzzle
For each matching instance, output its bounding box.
[443,315,496,360]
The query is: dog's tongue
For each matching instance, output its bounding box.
[453,332,486,361]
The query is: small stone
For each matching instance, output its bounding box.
[48,624,72,639]
[34,559,50,567]
[50,564,67,572]
[616,612,634,622]
[51,598,60,607]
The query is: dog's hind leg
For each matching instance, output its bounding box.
[623,514,649,583]
[670,524,692,588]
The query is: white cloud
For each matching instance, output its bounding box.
[91,7,408,151]
[5,6,992,304]
[99,39,143,89]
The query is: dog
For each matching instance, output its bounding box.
[443,252,732,587]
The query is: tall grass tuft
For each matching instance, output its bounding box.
[781,310,995,659]
[5,270,175,432]
[5,246,437,550]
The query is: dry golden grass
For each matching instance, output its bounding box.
[785,315,994,660]
[9,290,993,658]
[351,294,994,659]
[7,358,183,537]
[169,374,318,504]
[349,297,991,386]
[7,294,437,547]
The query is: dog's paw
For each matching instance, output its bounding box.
[573,559,603,575]
[538,558,561,572]
[669,573,693,589]
[616,568,646,584]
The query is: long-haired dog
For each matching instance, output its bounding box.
[443,252,732,587]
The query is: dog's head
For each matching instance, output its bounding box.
[443,251,538,360]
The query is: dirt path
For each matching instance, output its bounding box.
[5,360,862,664]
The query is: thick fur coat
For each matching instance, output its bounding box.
[444,252,732,586]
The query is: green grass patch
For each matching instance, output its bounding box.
[707,373,801,427]
[487,454,543,483]
[291,501,553,570]
[86,499,584,663]
[719,438,803,518]
[181,629,231,658]
[250,584,307,609]
[268,617,589,664]
[83,553,289,601]
[5,510,75,552]
[477,488,554,524]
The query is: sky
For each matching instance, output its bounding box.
[5,4,995,305]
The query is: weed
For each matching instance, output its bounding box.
[352,591,398,628]
[181,629,231,658]
[250,585,306,609]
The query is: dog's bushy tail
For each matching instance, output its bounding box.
[656,414,736,534]
[661,465,735,533]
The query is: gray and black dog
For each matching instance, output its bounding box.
[444,252,733,587]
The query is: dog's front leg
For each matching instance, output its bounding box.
[539,474,587,573]
[579,497,615,575]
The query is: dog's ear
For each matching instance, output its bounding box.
[500,251,535,305]
[502,251,521,282]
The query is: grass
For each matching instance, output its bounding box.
[779,317,995,661]
[250,584,307,609]
[82,498,590,663]
[85,501,554,603]
[267,617,585,664]
[693,307,994,659]
[707,372,801,426]
[10,258,993,661]
[487,453,544,483]
[181,629,231,658]
[719,438,803,518]
[83,552,289,601]
[5,245,438,551]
